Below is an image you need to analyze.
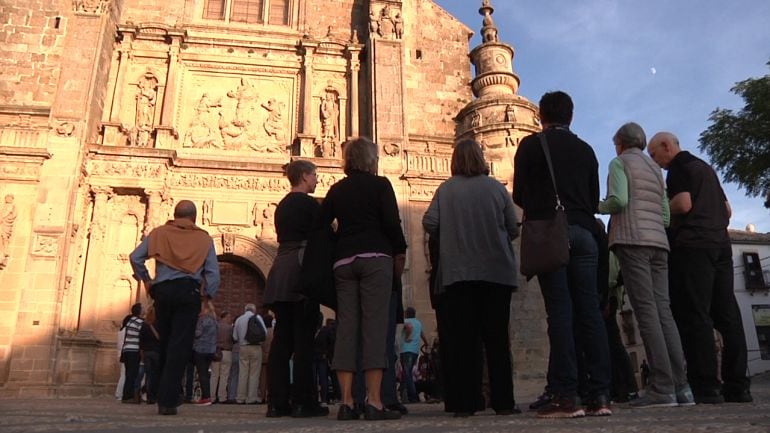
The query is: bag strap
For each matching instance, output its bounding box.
[537,132,564,211]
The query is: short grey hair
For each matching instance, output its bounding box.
[614,122,647,150]
[244,303,256,313]
[343,137,379,175]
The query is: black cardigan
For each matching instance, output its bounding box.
[320,170,407,260]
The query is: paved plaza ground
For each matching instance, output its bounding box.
[2,373,769,433]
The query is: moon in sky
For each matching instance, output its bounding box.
[650,67,657,75]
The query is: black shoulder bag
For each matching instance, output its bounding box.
[519,133,570,278]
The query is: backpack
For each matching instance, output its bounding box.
[244,314,266,344]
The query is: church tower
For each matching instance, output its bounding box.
[455,0,540,184]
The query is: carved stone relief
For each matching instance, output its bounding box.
[31,234,59,258]
[89,161,165,179]
[168,173,289,192]
[131,72,159,147]
[181,77,291,155]
[408,183,438,202]
[55,121,76,137]
[0,194,18,269]
[73,0,109,14]
[370,5,404,40]
[254,203,277,241]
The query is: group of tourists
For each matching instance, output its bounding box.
[123,89,751,421]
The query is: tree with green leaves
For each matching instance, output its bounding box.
[699,60,770,207]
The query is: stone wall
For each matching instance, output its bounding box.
[0,0,66,105]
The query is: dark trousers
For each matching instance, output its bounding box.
[537,224,610,400]
[152,278,202,409]
[143,350,161,402]
[669,246,750,395]
[400,352,419,402]
[194,352,213,399]
[268,300,320,408]
[444,281,514,413]
[314,356,331,403]
[122,351,141,400]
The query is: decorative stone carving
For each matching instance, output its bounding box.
[89,161,164,179]
[383,142,400,157]
[0,194,18,269]
[32,234,59,258]
[319,85,340,157]
[222,232,236,254]
[505,104,516,123]
[394,13,404,40]
[408,183,438,202]
[168,173,289,192]
[471,110,482,128]
[255,203,277,240]
[132,73,158,147]
[202,200,212,225]
[73,0,109,14]
[480,0,499,43]
[261,99,286,142]
[183,93,222,149]
[369,10,380,37]
[379,5,395,39]
[55,122,76,137]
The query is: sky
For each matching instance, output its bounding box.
[434,0,770,233]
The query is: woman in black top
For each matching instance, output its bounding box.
[264,160,328,418]
[320,137,407,421]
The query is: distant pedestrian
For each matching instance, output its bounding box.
[399,307,428,403]
[139,305,161,405]
[120,303,144,404]
[192,301,218,406]
[232,304,266,404]
[210,311,235,404]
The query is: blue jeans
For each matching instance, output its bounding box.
[400,352,419,402]
[537,224,610,400]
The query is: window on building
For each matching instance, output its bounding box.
[203,0,290,26]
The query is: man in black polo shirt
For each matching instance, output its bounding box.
[648,131,751,404]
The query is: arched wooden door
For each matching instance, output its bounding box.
[215,257,266,318]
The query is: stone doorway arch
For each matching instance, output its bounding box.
[212,233,276,316]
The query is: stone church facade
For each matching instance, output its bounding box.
[0,0,548,397]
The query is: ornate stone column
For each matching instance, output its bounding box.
[346,46,362,138]
[143,189,163,236]
[297,40,318,156]
[108,27,136,121]
[77,185,113,334]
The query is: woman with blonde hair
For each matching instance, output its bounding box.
[319,137,407,421]
[423,139,519,417]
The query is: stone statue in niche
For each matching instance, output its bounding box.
[319,88,340,157]
[184,93,223,149]
[202,200,212,225]
[262,98,286,142]
[471,110,482,128]
[369,10,380,36]
[394,13,404,39]
[505,104,516,123]
[256,203,277,240]
[379,5,395,39]
[131,73,158,147]
[0,194,18,269]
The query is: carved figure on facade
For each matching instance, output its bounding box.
[369,10,380,36]
[0,194,18,269]
[130,73,158,147]
[505,129,518,148]
[255,203,277,240]
[222,233,236,254]
[505,104,516,123]
[228,78,259,126]
[394,13,404,40]
[183,93,223,149]
[379,6,395,39]
[261,98,286,142]
[202,200,212,225]
[319,87,340,157]
[471,110,482,128]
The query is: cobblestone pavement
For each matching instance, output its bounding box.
[2,373,769,433]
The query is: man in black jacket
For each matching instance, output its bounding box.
[513,91,611,418]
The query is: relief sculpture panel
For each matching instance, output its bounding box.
[180,74,295,157]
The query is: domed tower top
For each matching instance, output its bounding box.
[469,0,520,98]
